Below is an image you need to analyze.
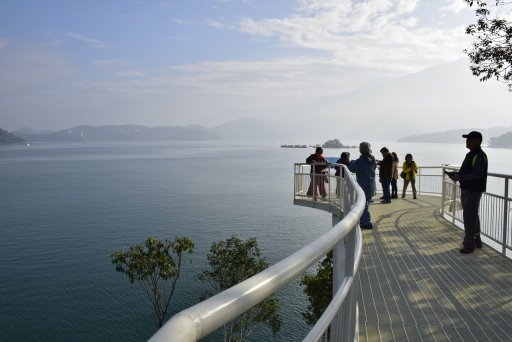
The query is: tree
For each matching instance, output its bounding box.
[300,251,333,326]
[464,0,512,90]
[112,236,194,327]
[198,235,282,342]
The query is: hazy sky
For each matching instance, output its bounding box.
[0,0,500,131]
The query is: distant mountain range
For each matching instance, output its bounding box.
[489,131,512,148]
[11,119,308,142]
[15,125,221,142]
[5,120,512,147]
[398,126,512,144]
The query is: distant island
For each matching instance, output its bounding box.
[280,144,307,148]
[321,139,356,149]
[489,131,512,148]
[16,124,221,142]
[0,128,25,144]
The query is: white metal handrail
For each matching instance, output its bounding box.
[441,166,512,257]
[149,164,366,341]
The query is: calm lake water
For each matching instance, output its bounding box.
[0,140,510,341]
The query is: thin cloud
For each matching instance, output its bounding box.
[238,0,469,72]
[440,0,470,14]
[117,70,145,77]
[93,59,128,68]
[67,32,109,48]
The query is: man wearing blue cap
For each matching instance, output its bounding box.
[448,131,488,254]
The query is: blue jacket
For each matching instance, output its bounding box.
[348,154,376,196]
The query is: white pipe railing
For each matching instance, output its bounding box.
[441,166,512,257]
[371,163,511,257]
[149,164,366,341]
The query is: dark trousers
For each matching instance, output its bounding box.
[360,187,373,225]
[461,189,482,249]
[380,178,391,201]
[307,175,326,198]
[391,179,398,198]
[403,179,417,198]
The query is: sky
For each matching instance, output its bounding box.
[0,0,506,132]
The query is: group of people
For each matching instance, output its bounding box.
[378,147,419,203]
[306,131,488,254]
[306,145,419,228]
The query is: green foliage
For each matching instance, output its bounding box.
[300,251,333,326]
[112,236,194,327]
[198,235,282,341]
[464,0,512,91]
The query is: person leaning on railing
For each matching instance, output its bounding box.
[306,147,327,200]
[447,131,488,254]
[348,142,376,229]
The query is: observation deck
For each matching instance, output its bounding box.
[358,194,512,341]
[151,164,512,341]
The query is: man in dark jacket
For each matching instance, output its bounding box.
[378,147,394,203]
[448,131,488,254]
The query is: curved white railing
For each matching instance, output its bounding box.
[295,162,512,258]
[149,164,366,341]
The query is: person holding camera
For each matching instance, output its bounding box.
[402,153,418,199]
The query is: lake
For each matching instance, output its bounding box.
[1,140,510,341]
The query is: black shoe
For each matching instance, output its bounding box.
[379,196,384,199]
[475,237,483,248]
[459,247,475,254]
[360,223,373,229]
[380,200,391,204]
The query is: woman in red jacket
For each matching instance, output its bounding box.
[306,147,327,199]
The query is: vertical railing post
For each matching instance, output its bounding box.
[312,163,316,201]
[502,178,509,256]
[331,180,357,342]
[293,164,297,200]
[341,180,356,342]
[328,163,331,204]
[418,166,422,196]
[441,167,446,212]
[451,178,457,225]
[331,210,344,342]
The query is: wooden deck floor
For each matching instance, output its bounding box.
[358,195,512,342]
